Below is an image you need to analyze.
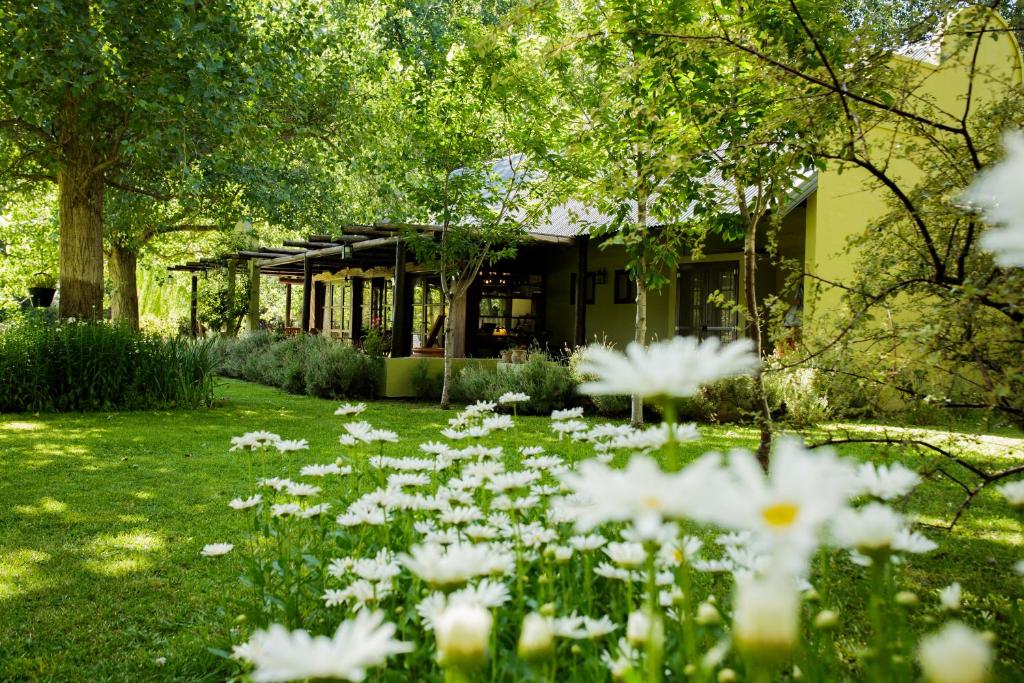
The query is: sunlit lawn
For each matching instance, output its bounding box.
[1,379,1021,680]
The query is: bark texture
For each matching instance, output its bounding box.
[57,143,105,320]
[108,243,139,330]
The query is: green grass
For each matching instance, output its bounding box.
[0,379,1022,681]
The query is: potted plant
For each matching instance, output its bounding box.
[28,272,57,308]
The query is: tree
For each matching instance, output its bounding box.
[625,0,1024,507]
[532,0,707,426]
[393,11,563,408]
[0,0,271,319]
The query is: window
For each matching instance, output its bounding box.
[412,278,445,348]
[614,269,637,304]
[569,272,596,305]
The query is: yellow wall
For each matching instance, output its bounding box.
[382,357,499,398]
[544,243,674,351]
[805,7,1023,331]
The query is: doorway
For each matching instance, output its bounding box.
[676,261,741,341]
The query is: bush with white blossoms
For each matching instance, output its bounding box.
[204,338,1012,682]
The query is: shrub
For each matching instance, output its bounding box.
[303,342,382,399]
[452,354,578,415]
[0,318,217,412]
[411,361,444,401]
[764,366,832,427]
[214,333,382,400]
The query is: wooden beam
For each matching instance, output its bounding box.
[574,237,588,347]
[300,257,313,332]
[351,236,400,251]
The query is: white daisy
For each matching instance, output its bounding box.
[233,611,412,682]
[335,402,367,416]
[201,542,234,557]
[964,131,1024,267]
[577,336,758,400]
[229,494,263,510]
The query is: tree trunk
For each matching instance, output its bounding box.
[108,243,139,330]
[743,217,773,470]
[440,290,457,410]
[631,278,647,427]
[57,146,105,320]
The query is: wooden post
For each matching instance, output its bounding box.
[284,283,292,328]
[574,237,588,347]
[350,276,363,342]
[390,241,412,357]
[190,274,199,338]
[301,256,313,332]
[313,282,326,331]
[247,259,261,333]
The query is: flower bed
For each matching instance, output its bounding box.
[203,339,1015,683]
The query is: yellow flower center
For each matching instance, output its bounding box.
[761,502,799,528]
[641,496,662,509]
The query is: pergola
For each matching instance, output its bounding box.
[170,222,583,357]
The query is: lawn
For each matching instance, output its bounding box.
[1,379,1022,681]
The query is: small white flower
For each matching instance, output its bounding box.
[274,439,309,454]
[286,483,321,497]
[939,582,962,612]
[964,131,1024,267]
[230,431,281,451]
[831,503,906,554]
[855,462,921,500]
[301,463,349,477]
[604,542,647,569]
[229,494,262,510]
[201,542,234,557]
[918,621,991,683]
[498,391,530,404]
[259,477,296,491]
[551,407,585,420]
[996,480,1024,508]
[271,503,302,518]
[335,402,367,416]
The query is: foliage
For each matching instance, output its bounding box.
[215,333,382,400]
[411,360,445,402]
[0,317,216,412]
[452,354,578,415]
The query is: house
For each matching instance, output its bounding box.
[170,7,1022,399]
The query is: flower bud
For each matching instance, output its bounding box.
[435,603,493,669]
[517,613,554,663]
[717,669,738,683]
[540,602,555,617]
[683,663,697,676]
[733,574,799,664]
[895,591,919,607]
[814,609,839,630]
[696,601,722,626]
[626,609,664,649]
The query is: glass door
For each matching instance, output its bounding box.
[676,262,741,341]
